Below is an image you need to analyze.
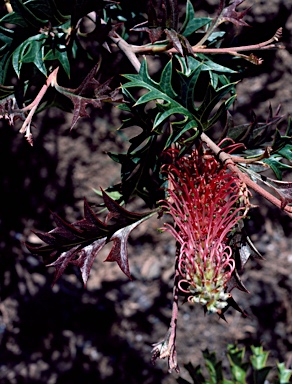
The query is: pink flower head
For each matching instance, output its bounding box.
[161,148,248,314]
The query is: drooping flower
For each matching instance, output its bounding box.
[161,147,249,314]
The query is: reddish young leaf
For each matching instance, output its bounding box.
[222,0,251,27]
[104,218,151,279]
[130,22,164,44]
[67,238,107,286]
[52,63,123,130]
[26,194,156,285]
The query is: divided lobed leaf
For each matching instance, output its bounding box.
[27,191,156,285]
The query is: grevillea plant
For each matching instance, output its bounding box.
[1,0,292,374]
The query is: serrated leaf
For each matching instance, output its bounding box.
[164,119,197,149]
[196,54,237,74]
[177,65,202,111]
[207,31,225,44]
[52,63,122,129]
[165,29,184,56]
[123,59,194,129]
[104,218,148,279]
[182,361,206,384]
[123,58,235,146]
[206,94,237,128]
[26,195,156,285]
[160,59,178,99]
[222,0,251,27]
[227,345,246,366]
[198,82,237,129]
[278,143,292,161]
[253,367,272,384]
[226,106,283,149]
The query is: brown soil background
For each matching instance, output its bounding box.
[0,1,292,383]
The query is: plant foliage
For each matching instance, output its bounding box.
[177,344,292,384]
[0,0,291,375]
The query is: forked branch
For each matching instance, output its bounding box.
[129,28,283,58]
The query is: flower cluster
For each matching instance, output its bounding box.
[161,148,249,314]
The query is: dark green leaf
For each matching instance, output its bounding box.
[12,34,47,77]
[253,367,272,384]
[160,60,178,99]
[123,59,194,129]
[263,154,292,180]
[180,0,211,37]
[45,47,70,77]
[10,0,48,28]
[0,52,13,84]
[177,65,202,112]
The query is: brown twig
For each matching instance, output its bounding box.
[151,247,180,373]
[130,28,283,57]
[15,68,59,145]
[109,33,142,73]
[201,132,292,218]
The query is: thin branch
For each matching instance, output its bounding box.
[130,28,283,57]
[151,247,180,373]
[16,68,59,145]
[201,132,292,218]
[110,30,292,217]
[109,33,142,73]
[190,27,283,54]
[107,25,282,69]
[192,0,225,48]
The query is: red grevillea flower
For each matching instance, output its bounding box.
[161,148,249,314]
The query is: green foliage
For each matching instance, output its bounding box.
[180,0,211,37]
[177,345,292,384]
[122,57,237,153]
[263,117,292,179]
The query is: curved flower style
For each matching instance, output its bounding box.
[161,148,249,314]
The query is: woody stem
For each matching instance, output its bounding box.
[201,132,292,218]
